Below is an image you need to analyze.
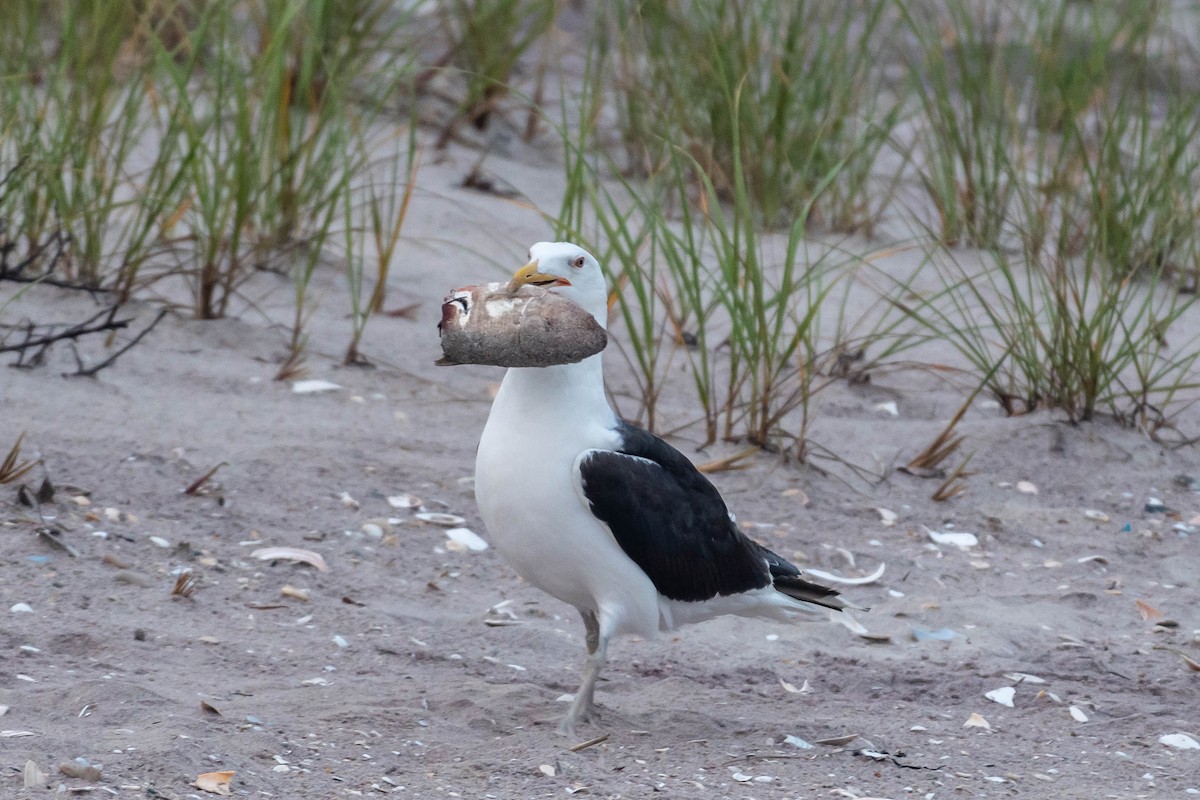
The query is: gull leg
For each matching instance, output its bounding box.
[559,609,606,737]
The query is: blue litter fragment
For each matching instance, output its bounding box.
[26,555,52,564]
[1121,523,1132,532]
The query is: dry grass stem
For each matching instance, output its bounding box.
[1,433,38,485]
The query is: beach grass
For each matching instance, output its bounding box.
[3,0,1200,444]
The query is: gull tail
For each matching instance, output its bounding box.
[758,543,867,612]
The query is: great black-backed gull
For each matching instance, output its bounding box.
[474,241,851,735]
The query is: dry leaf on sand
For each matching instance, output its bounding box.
[1135,598,1164,622]
[194,770,235,795]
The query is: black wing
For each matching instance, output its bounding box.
[578,421,842,609]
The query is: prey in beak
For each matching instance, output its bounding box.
[508,260,572,293]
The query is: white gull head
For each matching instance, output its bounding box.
[508,241,608,328]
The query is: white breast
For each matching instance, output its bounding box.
[474,359,661,637]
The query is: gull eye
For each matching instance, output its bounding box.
[571,255,585,269]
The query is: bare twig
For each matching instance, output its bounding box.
[66,308,168,378]
[696,446,759,474]
[1,305,131,367]
[568,733,610,752]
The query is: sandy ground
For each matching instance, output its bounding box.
[3,128,1200,800]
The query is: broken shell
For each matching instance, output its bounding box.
[1084,509,1110,522]
[292,380,341,394]
[251,547,329,572]
[415,512,466,527]
[963,712,991,729]
[1159,733,1200,749]
[23,761,48,789]
[805,562,886,586]
[985,686,1016,707]
[387,494,422,509]
[814,733,859,747]
[1005,672,1045,684]
[1016,480,1038,495]
[438,283,608,368]
[446,527,489,552]
[280,585,311,602]
[926,527,978,548]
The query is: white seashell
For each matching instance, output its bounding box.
[23,760,48,789]
[415,512,466,527]
[926,528,978,548]
[292,379,341,394]
[963,712,991,729]
[149,535,171,548]
[876,508,898,526]
[387,494,422,509]
[1016,480,1038,494]
[446,528,489,552]
[985,687,1015,707]
[1005,672,1046,684]
[251,547,329,572]
[875,401,899,417]
[1084,509,1110,522]
[805,562,886,585]
[1159,733,1200,749]
[9,603,33,614]
[1069,706,1088,722]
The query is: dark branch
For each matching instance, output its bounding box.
[66,308,169,378]
[0,304,132,362]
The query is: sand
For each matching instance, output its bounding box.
[3,127,1200,799]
